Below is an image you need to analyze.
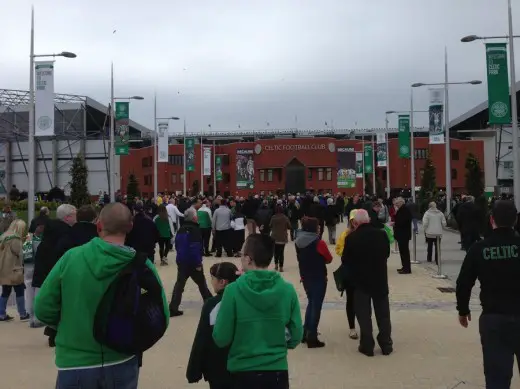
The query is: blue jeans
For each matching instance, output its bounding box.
[56,357,139,389]
[302,279,327,336]
[479,313,520,389]
[0,284,26,318]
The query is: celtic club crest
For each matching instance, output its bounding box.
[37,116,52,130]
[400,145,409,155]
[491,101,508,118]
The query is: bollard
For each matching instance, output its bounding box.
[410,232,420,264]
[432,235,447,279]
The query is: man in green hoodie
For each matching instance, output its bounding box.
[213,234,303,389]
[35,203,169,389]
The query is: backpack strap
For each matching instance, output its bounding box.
[132,251,149,267]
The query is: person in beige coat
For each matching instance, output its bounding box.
[270,206,291,272]
[0,219,28,322]
[422,201,447,264]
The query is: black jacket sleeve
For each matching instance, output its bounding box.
[186,299,213,383]
[456,245,479,316]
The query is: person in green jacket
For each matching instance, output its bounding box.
[34,203,170,389]
[187,261,239,389]
[213,234,303,389]
[197,201,213,256]
[154,204,173,265]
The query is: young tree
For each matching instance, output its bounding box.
[418,153,437,213]
[364,174,373,196]
[375,175,385,199]
[69,154,90,207]
[465,153,484,197]
[127,173,140,199]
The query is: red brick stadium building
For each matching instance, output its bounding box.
[120,132,484,198]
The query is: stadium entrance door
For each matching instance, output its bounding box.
[285,158,305,194]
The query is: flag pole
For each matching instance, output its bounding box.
[183,119,187,196]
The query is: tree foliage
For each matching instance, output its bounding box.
[364,174,373,196]
[465,153,485,197]
[418,153,437,213]
[375,174,385,199]
[127,173,140,199]
[69,154,90,207]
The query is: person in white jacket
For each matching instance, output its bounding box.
[422,201,447,264]
[166,198,184,234]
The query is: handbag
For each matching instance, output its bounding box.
[333,264,348,296]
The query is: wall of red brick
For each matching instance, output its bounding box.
[120,137,484,197]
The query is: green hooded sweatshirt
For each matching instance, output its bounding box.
[212,270,302,372]
[34,237,170,369]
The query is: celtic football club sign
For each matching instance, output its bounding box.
[398,115,410,159]
[115,102,130,155]
[486,43,511,125]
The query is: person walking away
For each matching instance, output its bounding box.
[166,198,184,233]
[255,200,273,236]
[457,196,481,251]
[336,194,345,223]
[32,204,76,347]
[170,208,212,317]
[187,262,239,389]
[241,196,258,235]
[287,196,301,241]
[270,205,291,272]
[422,201,447,264]
[342,209,392,356]
[295,217,333,348]
[54,205,99,261]
[377,198,389,224]
[154,204,173,266]
[29,206,50,234]
[335,209,360,340]
[393,197,413,275]
[213,234,302,389]
[456,200,520,389]
[308,196,326,240]
[212,200,233,258]
[324,197,339,244]
[0,219,29,322]
[34,203,170,389]
[125,201,160,263]
[24,217,45,327]
[231,205,246,257]
[198,200,213,257]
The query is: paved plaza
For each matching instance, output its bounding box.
[1,224,518,389]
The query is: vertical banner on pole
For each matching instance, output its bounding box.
[355,152,363,178]
[185,138,195,171]
[114,102,130,155]
[203,147,211,176]
[157,122,169,162]
[486,43,511,125]
[398,114,410,158]
[215,156,223,181]
[376,133,387,167]
[337,147,356,188]
[236,149,255,189]
[429,88,445,144]
[35,61,55,136]
[363,144,373,174]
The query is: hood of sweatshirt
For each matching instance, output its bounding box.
[81,237,136,281]
[427,208,442,215]
[294,231,318,249]
[235,270,288,311]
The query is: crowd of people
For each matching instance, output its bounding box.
[0,189,519,388]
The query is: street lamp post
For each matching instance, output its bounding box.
[385,109,429,201]
[411,74,482,215]
[460,1,520,209]
[108,62,144,203]
[28,7,76,223]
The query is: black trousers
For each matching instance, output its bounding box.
[345,284,356,329]
[397,238,411,272]
[232,371,289,389]
[158,237,170,259]
[169,265,212,312]
[201,228,211,254]
[210,383,232,389]
[234,229,245,254]
[290,221,299,241]
[479,313,520,389]
[215,229,233,257]
[426,237,439,264]
[274,243,286,267]
[354,289,392,351]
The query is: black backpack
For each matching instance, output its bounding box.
[94,252,167,355]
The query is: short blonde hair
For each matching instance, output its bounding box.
[395,197,405,206]
[429,201,437,209]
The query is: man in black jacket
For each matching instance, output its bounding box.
[393,197,413,274]
[456,200,520,389]
[125,201,160,261]
[32,204,77,347]
[343,209,392,357]
[54,205,98,261]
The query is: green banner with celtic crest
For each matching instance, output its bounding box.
[486,43,511,125]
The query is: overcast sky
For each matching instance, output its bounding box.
[1,0,518,133]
